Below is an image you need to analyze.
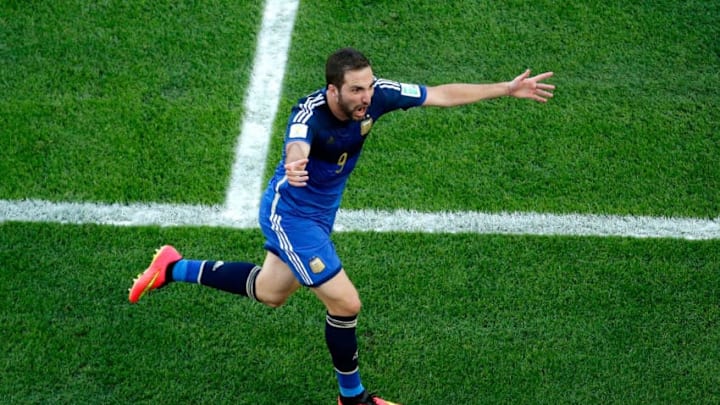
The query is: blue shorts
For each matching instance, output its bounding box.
[258,190,342,287]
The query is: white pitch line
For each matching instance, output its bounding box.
[223,0,299,222]
[0,199,719,240]
[0,200,246,228]
[1,0,718,241]
[334,209,720,240]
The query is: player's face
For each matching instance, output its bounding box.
[337,67,375,121]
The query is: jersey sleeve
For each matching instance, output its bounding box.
[285,121,312,145]
[373,78,427,114]
[284,102,314,146]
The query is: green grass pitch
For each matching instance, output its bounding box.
[1,1,719,404]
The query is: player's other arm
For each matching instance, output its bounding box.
[285,141,310,187]
[423,69,554,107]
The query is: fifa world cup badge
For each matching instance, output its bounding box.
[360,117,373,136]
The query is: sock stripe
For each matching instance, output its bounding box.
[326,314,357,329]
[334,366,359,375]
[196,260,207,284]
[246,265,261,301]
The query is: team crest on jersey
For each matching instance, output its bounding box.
[360,117,373,136]
[309,257,326,274]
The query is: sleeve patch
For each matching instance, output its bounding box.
[400,83,421,98]
[288,123,308,139]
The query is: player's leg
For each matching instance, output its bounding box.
[259,191,398,403]
[254,250,302,307]
[263,215,398,404]
[129,185,301,305]
[312,268,360,316]
[312,270,364,399]
[128,245,257,303]
[313,271,399,405]
[261,212,375,402]
[128,247,299,307]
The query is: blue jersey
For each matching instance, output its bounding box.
[266,78,427,222]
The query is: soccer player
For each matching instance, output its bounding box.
[129,47,554,405]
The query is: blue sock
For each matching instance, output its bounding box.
[336,370,364,398]
[326,313,365,398]
[172,259,261,300]
[171,260,202,283]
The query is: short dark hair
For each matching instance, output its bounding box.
[325,47,371,89]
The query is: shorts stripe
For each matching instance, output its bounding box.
[268,179,313,285]
[270,212,312,285]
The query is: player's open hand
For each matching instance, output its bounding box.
[285,158,309,187]
[508,69,555,102]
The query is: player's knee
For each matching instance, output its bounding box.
[263,298,285,308]
[259,292,289,308]
[334,294,362,316]
[256,288,293,308]
[347,297,362,315]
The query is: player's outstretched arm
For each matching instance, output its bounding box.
[423,69,554,107]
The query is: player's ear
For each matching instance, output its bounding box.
[327,84,339,100]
